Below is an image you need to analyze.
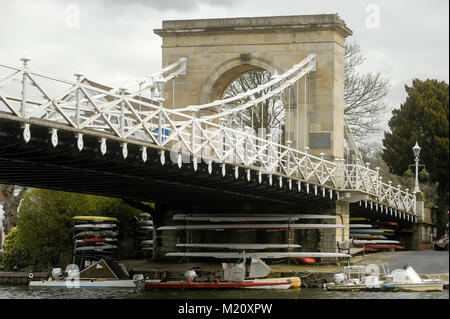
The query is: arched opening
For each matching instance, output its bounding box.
[221,69,286,144]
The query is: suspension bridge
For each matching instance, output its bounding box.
[0,15,421,257]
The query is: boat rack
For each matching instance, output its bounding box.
[157,213,349,263]
[349,217,405,253]
[72,216,119,270]
[134,213,155,259]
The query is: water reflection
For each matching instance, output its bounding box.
[1,286,448,299]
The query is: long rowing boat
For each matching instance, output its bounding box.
[175,243,301,250]
[165,252,350,259]
[144,278,294,289]
[158,223,345,231]
[172,214,337,222]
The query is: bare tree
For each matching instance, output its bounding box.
[1,185,28,236]
[222,70,285,141]
[344,42,391,140]
[223,41,390,143]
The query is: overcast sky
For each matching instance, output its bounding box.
[0,0,448,143]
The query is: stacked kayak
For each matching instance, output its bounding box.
[349,217,404,252]
[73,216,119,260]
[136,213,154,257]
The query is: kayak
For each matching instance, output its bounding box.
[350,229,387,234]
[350,235,388,239]
[139,220,153,225]
[74,224,116,230]
[295,257,316,264]
[355,244,405,250]
[74,231,118,238]
[73,216,118,222]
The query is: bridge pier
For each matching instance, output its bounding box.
[318,200,350,263]
[153,200,350,263]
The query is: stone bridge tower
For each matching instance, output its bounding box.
[154,14,352,160]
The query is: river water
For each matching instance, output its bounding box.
[0,285,448,299]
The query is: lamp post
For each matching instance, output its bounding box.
[412,142,421,193]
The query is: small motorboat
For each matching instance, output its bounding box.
[324,264,443,292]
[29,259,141,289]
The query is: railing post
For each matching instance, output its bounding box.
[119,88,126,137]
[219,117,225,161]
[355,164,360,190]
[191,112,196,158]
[375,167,380,197]
[20,57,31,118]
[286,140,292,175]
[266,133,272,171]
[335,158,344,189]
[74,73,83,128]
[320,152,325,183]
[304,146,309,180]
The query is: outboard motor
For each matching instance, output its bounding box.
[184,270,197,281]
[51,268,63,280]
[133,274,145,290]
[333,272,346,285]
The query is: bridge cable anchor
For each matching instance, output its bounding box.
[100,138,107,155]
[76,133,83,151]
[22,123,31,143]
[177,153,182,169]
[50,128,58,147]
[208,161,213,175]
[141,146,147,163]
[221,163,226,177]
[121,143,128,159]
[160,151,165,165]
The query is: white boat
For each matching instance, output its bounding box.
[349,224,373,228]
[29,279,136,288]
[75,244,117,251]
[172,214,337,222]
[75,238,117,244]
[176,243,301,250]
[29,260,141,289]
[74,224,116,229]
[324,264,443,292]
[166,251,350,259]
[141,240,154,245]
[139,220,153,226]
[74,231,118,238]
[352,240,400,245]
[140,226,154,230]
[157,223,345,231]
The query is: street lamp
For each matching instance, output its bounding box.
[412,142,421,193]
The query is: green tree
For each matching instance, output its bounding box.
[382,79,449,236]
[1,189,143,271]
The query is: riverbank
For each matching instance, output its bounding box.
[1,250,447,288]
[119,250,448,288]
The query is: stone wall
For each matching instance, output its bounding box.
[154,14,352,160]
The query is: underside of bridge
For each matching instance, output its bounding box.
[0,118,337,211]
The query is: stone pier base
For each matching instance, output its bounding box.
[319,200,350,263]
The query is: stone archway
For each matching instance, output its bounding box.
[197,56,276,117]
[154,14,352,159]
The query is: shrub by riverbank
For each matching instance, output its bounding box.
[0,189,144,272]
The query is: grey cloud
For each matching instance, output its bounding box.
[89,0,241,12]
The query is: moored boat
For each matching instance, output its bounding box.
[29,279,136,288]
[144,278,294,289]
[324,265,443,292]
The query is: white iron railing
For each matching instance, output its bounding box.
[0,58,416,216]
